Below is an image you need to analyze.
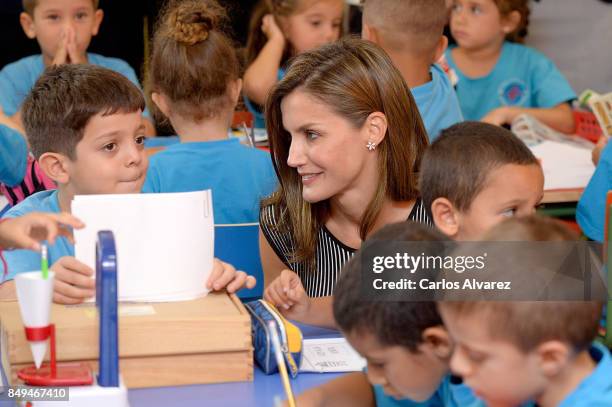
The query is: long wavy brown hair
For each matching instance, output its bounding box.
[262,38,429,267]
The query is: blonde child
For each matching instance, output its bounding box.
[0,64,254,303]
[143,0,277,225]
[446,0,576,133]
[243,0,343,128]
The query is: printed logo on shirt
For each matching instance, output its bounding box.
[498,79,528,106]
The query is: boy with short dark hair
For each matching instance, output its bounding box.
[0,64,253,303]
[294,222,479,407]
[361,0,463,139]
[420,121,544,240]
[439,216,612,407]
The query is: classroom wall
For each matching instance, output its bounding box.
[525,0,612,94]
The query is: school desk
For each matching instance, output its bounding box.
[128,323,348,407]
[539,188,583,218]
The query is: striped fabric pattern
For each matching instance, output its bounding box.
[260,199,432,297]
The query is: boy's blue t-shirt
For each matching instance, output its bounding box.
[0,123,27,186]
[558,342,612,406]
[577,140,612,242]
[142,138,277,225]
[0,53,151,119]
[0,190,73,283]
[412,64,464,141]
[445,42,576,121]
[374,374,482,407]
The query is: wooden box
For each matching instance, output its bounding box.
[0,292,253,388]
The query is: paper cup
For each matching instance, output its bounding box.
[14,271,55,369]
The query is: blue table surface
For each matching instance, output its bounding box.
[127,323,348,407]
[0,324,347,407]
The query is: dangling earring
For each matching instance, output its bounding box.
[366,141,377,151]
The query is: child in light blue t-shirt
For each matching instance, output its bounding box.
[242,0,344,129]
[142,0,277,225]
[440,216,612,407]
[0,0,153,132]
[577,139,612,242]
[446,0,575,133]
[292,222,482,407]
[362,0,463,140]
[0,123,27,187]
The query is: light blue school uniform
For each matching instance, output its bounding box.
[576,140,612,242]
[144,136,180,148]
[0,190,72,283]
[374,374,482,407]
[142,138,277,225]
[558,342,612,406]
[445,42,576,121]
[412,64,464,141]
[0,124,27,186]
[243,68,285,129]
[0,53,151,119]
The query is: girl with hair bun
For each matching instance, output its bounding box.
[143,0,277,225]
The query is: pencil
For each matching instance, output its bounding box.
[268,320,296,407]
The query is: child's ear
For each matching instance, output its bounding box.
[361,22,380,44]
[422,326,453,359]
[19,12,36,39]
[91,9,104,36]
[501,10,521,35]
[431,197,460,238]
[536,341,570,377]
[38,152,70,184]
[432,35,449,64]
[363,112,387,147]
[151,92,171,118]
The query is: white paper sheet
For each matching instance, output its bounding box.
[300,337,366,373]
[530,141,596,191]
[72,190,214,302]
[512,114,596,191]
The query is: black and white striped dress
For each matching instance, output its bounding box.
[260,199,432,297]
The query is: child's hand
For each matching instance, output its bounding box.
[0,212,84,251]
[264,269,311,321]
[481,106,517,127]
[262,14,285,43]
[65,26,87,64]
[206,258,256,293]
[52,27,87,66]
[52,256,95,304]
[592,136,608,165]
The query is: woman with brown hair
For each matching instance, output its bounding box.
[260,37,431,327]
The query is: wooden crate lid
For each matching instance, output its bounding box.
[1,292,252,364]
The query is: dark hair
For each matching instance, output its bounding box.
[363,0,447,55]
[333,221,448,351]
[440,215,603,353]
[149,0,239,122]
[262,38,428,265]
[23,64,145,160]
[420,121,538,218]
[23,0,99,15]
[494,0,530,42]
